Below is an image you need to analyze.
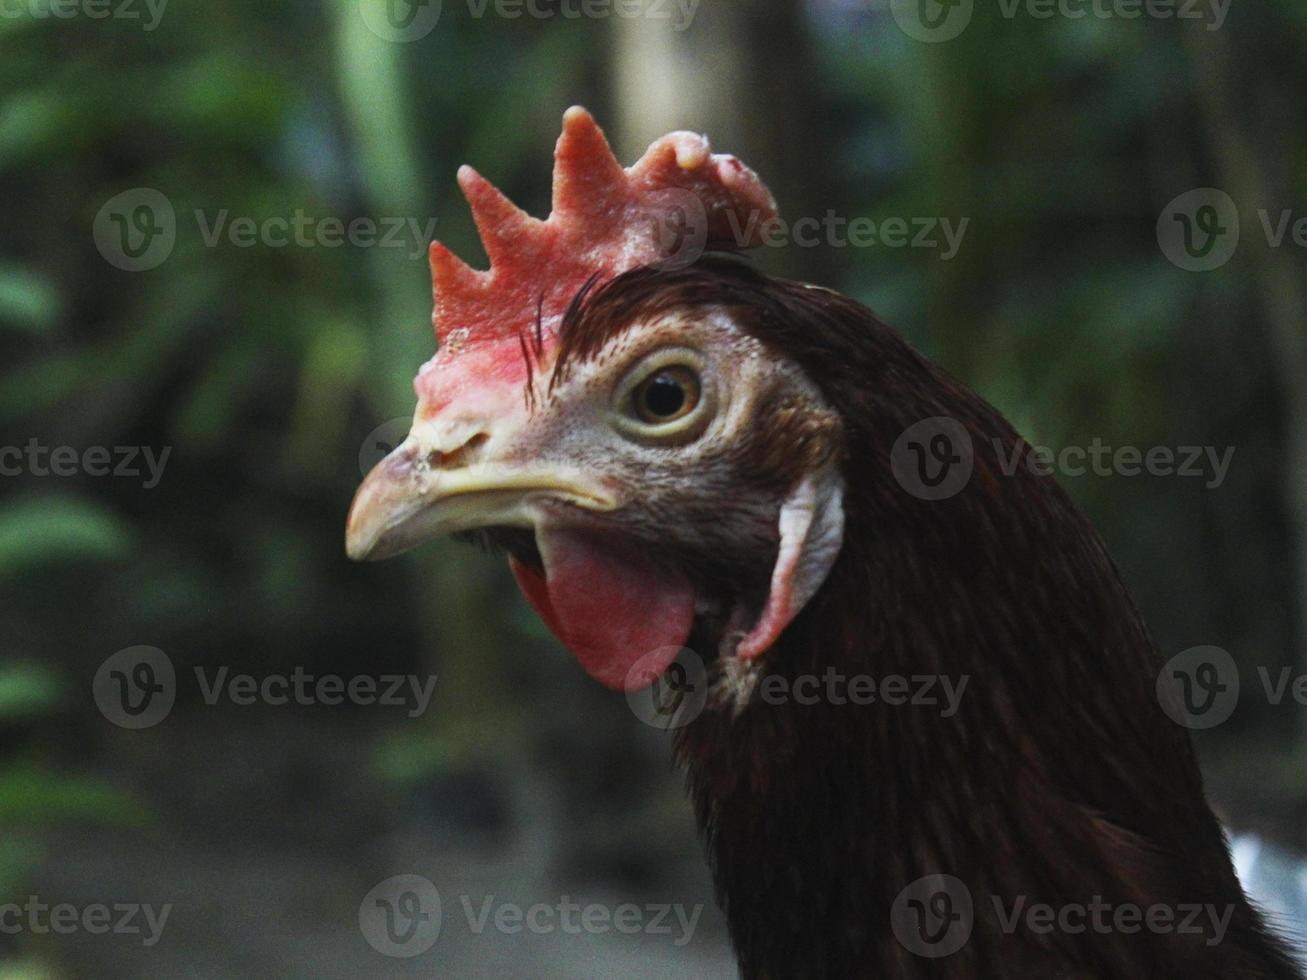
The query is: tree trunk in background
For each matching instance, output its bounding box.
[609,0,832,283]
[1186,28,1307,745]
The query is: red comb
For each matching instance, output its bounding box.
[425,106,777,360]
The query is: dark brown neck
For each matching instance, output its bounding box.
[675,414,1300,980]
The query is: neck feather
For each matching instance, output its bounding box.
[675,401,1296,980]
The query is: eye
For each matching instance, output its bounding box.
[611,350,713,444]
[632,366,700,425]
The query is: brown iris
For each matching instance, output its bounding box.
[632,366,701,425]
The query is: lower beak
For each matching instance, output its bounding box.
[345,438,617,561]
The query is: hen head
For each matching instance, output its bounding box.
[346,107,845,693]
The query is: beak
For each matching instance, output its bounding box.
[345,429,617,562]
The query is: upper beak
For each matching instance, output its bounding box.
[345,432,617,562]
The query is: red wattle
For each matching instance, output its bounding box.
[509,531,695,692]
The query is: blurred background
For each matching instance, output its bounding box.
[2,0,1306,976]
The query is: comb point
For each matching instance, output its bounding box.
[457,165,538,264]
[552,105,624,218]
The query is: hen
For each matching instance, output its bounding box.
[346,107,1303,978]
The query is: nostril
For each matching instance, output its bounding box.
[427,432,489,470]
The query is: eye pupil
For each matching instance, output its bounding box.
[627,363,702,430]
[643,373,687,418]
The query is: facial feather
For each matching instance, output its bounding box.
[536,262,846,675]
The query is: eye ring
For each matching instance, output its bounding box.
[611,349,712,444]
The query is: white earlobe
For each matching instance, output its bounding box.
[735,469,845,660]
